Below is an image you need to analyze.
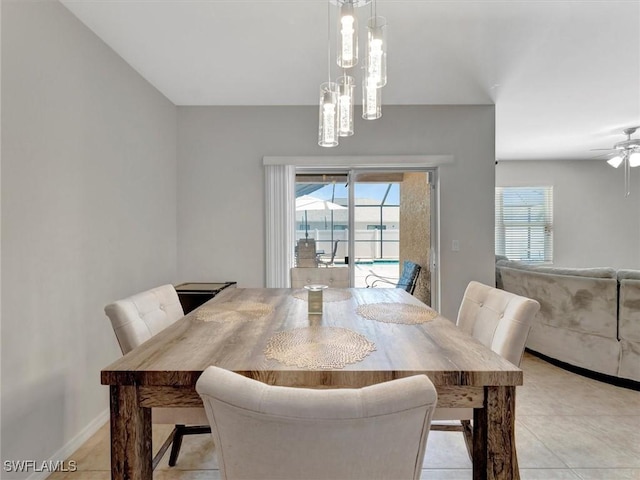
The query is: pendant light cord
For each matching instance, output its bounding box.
[371,0,375,26]
[327,1,331,84]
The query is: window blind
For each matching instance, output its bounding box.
[495,186,553,263]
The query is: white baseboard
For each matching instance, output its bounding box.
[27,409,109,480]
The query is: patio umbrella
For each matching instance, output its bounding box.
[295,195,346,238]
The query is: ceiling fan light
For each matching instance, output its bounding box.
[629,152,640,167]
[607,155,623,168]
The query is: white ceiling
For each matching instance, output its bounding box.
[60,0,640,161]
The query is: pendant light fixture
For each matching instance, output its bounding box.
[366,14,386,88]
[337,75,355,136]
[337,2,358,68]
[318,0,387,147]
[319,2,340,147]
[318,82,340,147]
[362,1,385,120]
[362,76,381,120]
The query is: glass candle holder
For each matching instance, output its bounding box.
[305,284,328,314]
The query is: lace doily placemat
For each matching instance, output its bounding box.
[292,289,352,302]
[195,302,274,323]
[356,302,438,325]
[264,326,376,369]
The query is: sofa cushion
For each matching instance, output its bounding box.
[619,275,640,343]
[499,266,617,339]
[496,260,616,279]
[619,340,640,381]
[617,269,640,281]
[526,322,621,377]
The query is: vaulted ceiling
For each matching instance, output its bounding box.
[61,0,640,161]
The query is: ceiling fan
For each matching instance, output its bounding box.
[592,127,640,167]
[592,127,640,196]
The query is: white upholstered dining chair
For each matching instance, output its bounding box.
[431,280,540,457]
[290,266,350,288]
[196,366,438,480]
[104,284,210,469]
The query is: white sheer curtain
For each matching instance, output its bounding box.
[264,164,295,287]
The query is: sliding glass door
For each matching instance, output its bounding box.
[351,172,401,288]
[294,168,436,307]
[352,171,433,304]
[295,173,350,268]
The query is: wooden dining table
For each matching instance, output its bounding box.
[101,287,523,480]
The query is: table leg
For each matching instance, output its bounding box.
[110,385,152,480]
[472,386,519,480]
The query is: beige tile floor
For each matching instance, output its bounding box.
[49,353,640,480]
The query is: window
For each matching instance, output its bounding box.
[495,187,553,263]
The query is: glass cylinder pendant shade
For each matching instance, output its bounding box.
[366,16,387,87]
[318,82,340,147]
[337,75,355,136]
[337,3,358,68]
[362,76,381,120]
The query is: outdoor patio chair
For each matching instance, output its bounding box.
[295,238,318,267]
[365,260,421,295]
[318,239,340,267]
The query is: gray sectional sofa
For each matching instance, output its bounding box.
[496,260,640,383]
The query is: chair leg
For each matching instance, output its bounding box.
[152,426,177,470]
[168,425,186,467]
[461,419,473,461]
[168,425,212,467]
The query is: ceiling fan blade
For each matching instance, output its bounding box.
[590,152,615,159]
[589,127,640,160]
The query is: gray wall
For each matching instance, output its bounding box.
[496,160,640,269]
[1,1,177,474]
[177,105,496,320]
[1,2,497,468]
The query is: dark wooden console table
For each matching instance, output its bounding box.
[174,282,236,314]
